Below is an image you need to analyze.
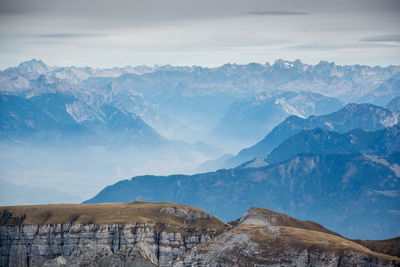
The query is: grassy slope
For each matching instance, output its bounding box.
[240,207,343,237]
[0,202,229,232]
[236,206,400,259]
[352,237,400,258]
[207,225,400,263]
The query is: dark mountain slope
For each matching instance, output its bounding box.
[226,103,398,167]
[261,124,400,165]
[0,94,62,138]
[0,93,164,146]
[210,90,342,146]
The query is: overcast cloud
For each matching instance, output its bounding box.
[0,0,399,68]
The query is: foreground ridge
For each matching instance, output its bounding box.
[0,202,399,267]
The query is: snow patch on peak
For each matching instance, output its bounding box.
[324,122,334,130]
[364,154,400,177]
[380,113,399,127]
[274,98,304,118]
[66,101,103,123]
[373,190,399,197]
[17,59,50,74]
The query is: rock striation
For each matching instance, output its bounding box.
[176,207,400,267]
[0,202,228,267]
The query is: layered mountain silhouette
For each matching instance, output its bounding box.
[261,124,400,165]
[1,59,399,144]
[225,103,399,168]
[85,151,400,239]
[210,90,343,146]
[0,93,164,147]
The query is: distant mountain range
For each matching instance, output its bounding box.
[210,90,343,146]
[263,124,400,165]
[224,103,399,168]
[358,72,400,106]
[0,93,164,147]
[1,59,399,145]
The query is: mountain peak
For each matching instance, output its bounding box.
[316,60,335,66]
[342,102,382,112]
[273,59,293,69]
[17,59,50,74]
[237,207,341,237]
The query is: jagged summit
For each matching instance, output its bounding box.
[226,102,399,167]
[17,59,50,74]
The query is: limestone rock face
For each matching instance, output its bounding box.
[43,242,156,267]
[0,222,217,267]
[0,202,227,267]
[175,226,400,267]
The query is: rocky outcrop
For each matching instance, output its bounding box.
[176,225,400,267]
[0,202,228,267]
[43,242,156,267]
[174,207,400,266]
[1,222,220,267]
[237,207,341,237]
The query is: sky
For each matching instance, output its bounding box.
[0,0,399,69]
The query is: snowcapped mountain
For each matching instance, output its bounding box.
[16,59,51,74]
[210,90,343,147]
[225,103,399,168]
[1,58,399,139]
[263,59,400,102]
[0,93,164,147]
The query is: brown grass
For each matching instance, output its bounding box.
[245,207,342,237]
[352,237,400,258]
[0,202,229,232]
[234,225,400,262]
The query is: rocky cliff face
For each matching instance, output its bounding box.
[0,202,228,267]
[175,207,400,267]
[176,225,398,267]
[1,222,218,266]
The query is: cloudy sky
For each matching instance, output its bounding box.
[0,0,399,68]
